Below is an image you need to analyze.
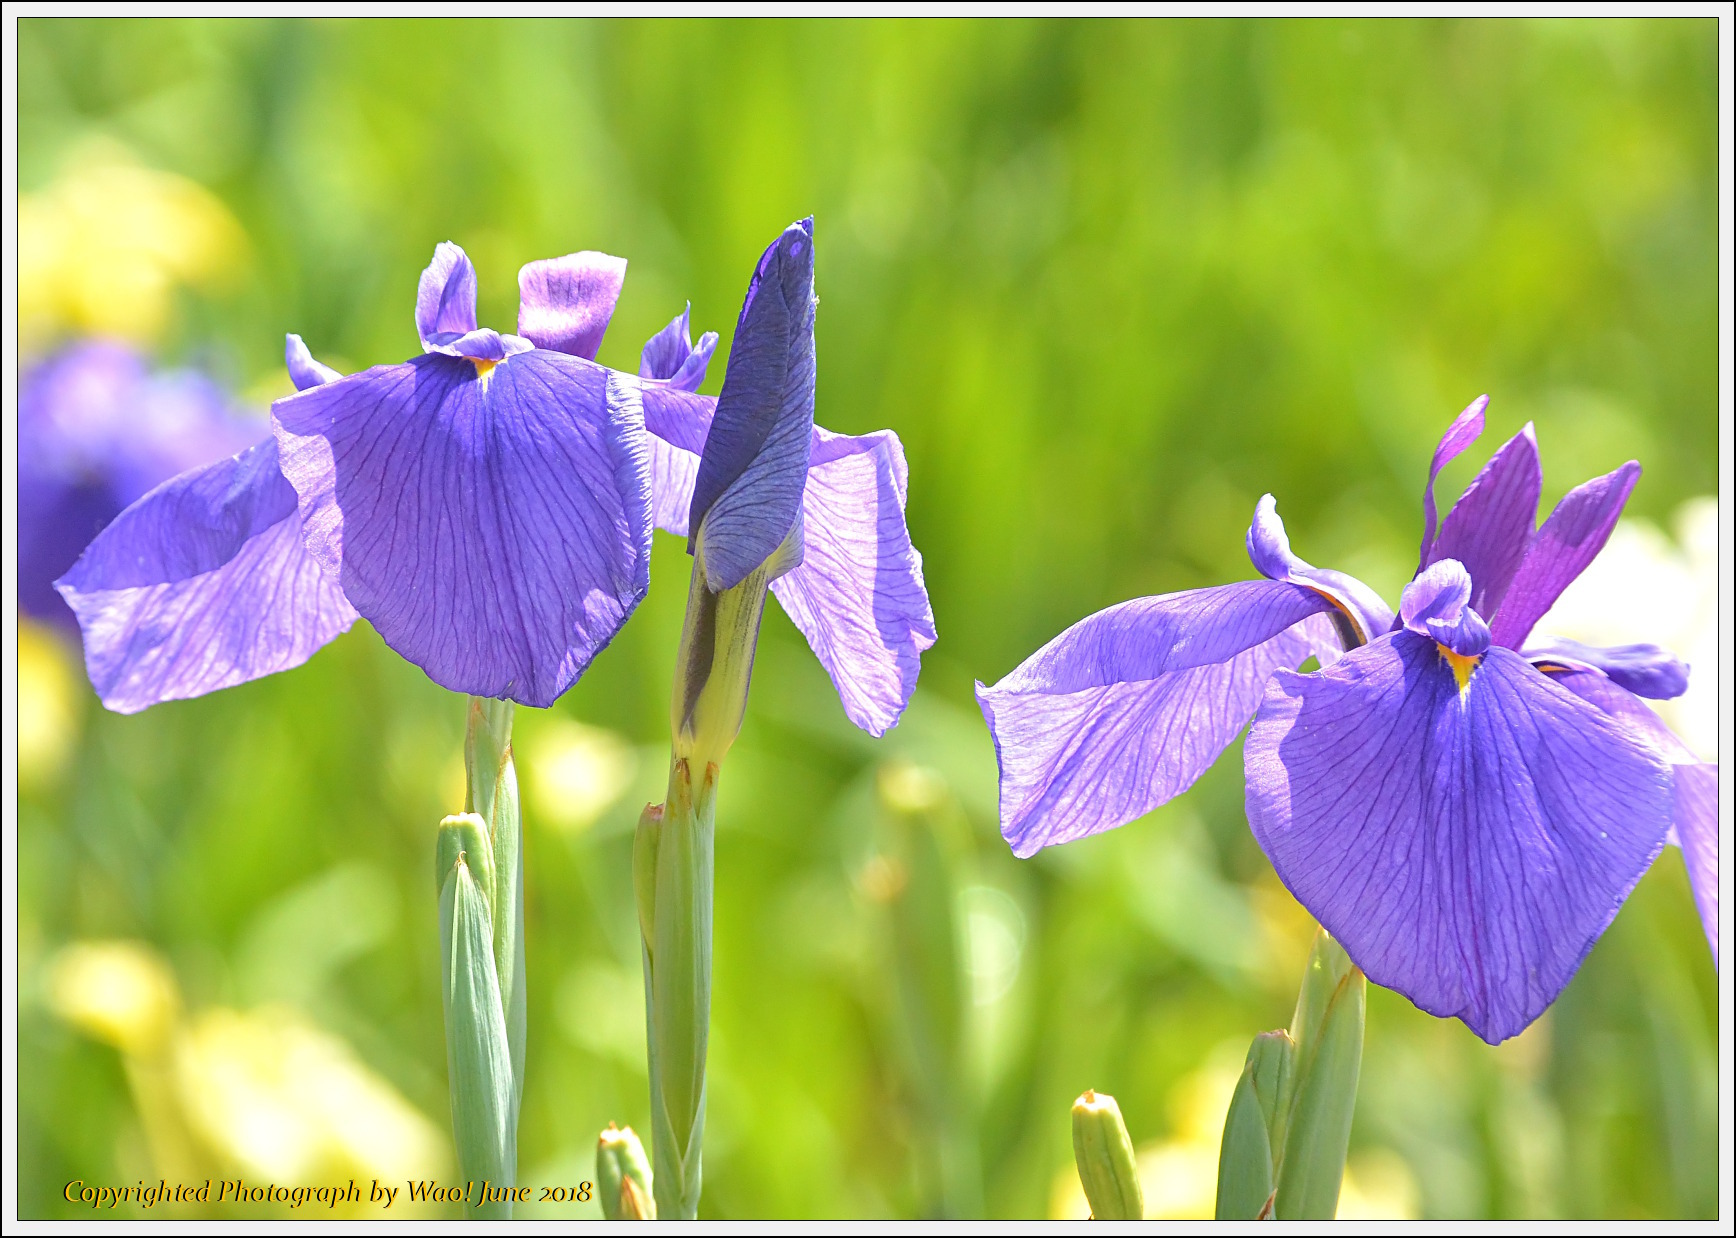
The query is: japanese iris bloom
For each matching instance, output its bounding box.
[56,244,653,712]
[21,340,257,629]
[629,218,935,737]
[977,397,1716,1043]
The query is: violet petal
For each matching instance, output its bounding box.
[1418,394,1489,572]
[54,438,357,714]
[272,351,652,708]
[978,580,1338,856]
[286,334,343,391]
[1246,494,1395,643]
[517,251,628,361]
[1525,636,1688,700]
[641,304,720,392]
[1428,422,1541,616]
[1399,559,1490,657]
[1246,634,1673,1044]
[1489,461,1641,651]
[416,241,479,347]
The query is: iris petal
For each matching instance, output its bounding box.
[1418,394,1489,571]
[272,351,653,708]
[1246,495,1395,643]
[768,426,936,737]
[1427,422,1540,617]
[1246,634,1673,1044]
[1489,461,1641,650]
[285,334,342,391]
[978,581,1338,856]
[517,251,628,361]
[416,241,479,347]
[55,438,357,713]
[645,388,933,736]
[640,304,720,392]
[688,219,817,590]
[1525,636,1688,700]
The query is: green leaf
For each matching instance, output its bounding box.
[1275,947,1365,1220]
[1215,1030,1292,1219]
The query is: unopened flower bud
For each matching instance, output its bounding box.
[597,1122,656,1220]
[1071,1089,1143,1220]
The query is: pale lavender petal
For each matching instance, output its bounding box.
[978,580,1337,855]
[1489,461,1641,651]
[272,352,652,708]
[767,426,935,736]
[1399,559,1490,656]
[1674,764,1718,967]
[1246,635,1673,1044]
[416,241,479,347]
[54,438,357,713]
[1427,422,1540,616]
[1246,494,1395,645]
[517,251,627,361]
[1418,394,1489,571]
[423,328,536,364]
[285,334,342,391]
[641,304,720,391]
[643,383,713,538]
[689,219,816,590]
[982,609,1338,858]
[1525,636,1688,700]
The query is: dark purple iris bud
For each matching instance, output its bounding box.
[59,242,655,711]
[979,394,1716,1044]
[20,340,259,631]
[634,219,936,738]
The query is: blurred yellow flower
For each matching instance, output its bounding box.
[20,143,245,353]
[524,718,637,834]
[47,940,181,1058]
[18,617,84,790]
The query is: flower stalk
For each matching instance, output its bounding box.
[436,696,524,1218]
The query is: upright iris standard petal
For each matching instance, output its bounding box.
[768,427,936,736]
[1246,634,1673,1043]
[1417,394,1489,570]
[55,439,358,714]
[641,304,719,392]
[418,242,481,346]
[978,581,1338,856]
[517,252,628,360]
[1247,496,1394,644]
[286,334,343,391]
[272,352,653,708]
[1427,423,1540,617]
[687,219,817,590]
[1489,461,1641,650]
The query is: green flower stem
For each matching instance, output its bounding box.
[435,696,523,1219]
[637,548,776,1220]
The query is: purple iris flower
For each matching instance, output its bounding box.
[636,219,936,736]
[57,244,653,712]
[20,340,259,629]
[978,396,1716,1043]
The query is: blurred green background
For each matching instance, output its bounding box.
[16,17,1719,1220]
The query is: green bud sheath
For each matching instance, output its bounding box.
[1275,940,1364,1220]
[1215,1030,1294,1219]
[437,811,515,1219]
[597,1123,656,1220]
[464,696,524,1116]
[1072,1089,1143,1220]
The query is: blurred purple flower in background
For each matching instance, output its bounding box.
[979,396,1716,1044]
[58,244,652,712]
[20,341,258,627]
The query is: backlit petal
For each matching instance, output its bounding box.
[641,304,720,391]
[517,251,628,360]
[1428,422,1540,616]
[979,581,1337,856]
[1418,394,1489,571]
[416,241,479,347]
[55,439,357,713]
[1247,495,1394,644]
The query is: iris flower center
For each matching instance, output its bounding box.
[1437,644,1480,693]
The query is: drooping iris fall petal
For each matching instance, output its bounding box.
[272,351,652,708]
[56,438,358,713]
[978,580,1338,856]
[1246,635,1673,1043]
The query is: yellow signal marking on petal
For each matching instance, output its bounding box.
[1438,644,1480,695]
[470,357,500,379]
[1305,586,1367,645]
